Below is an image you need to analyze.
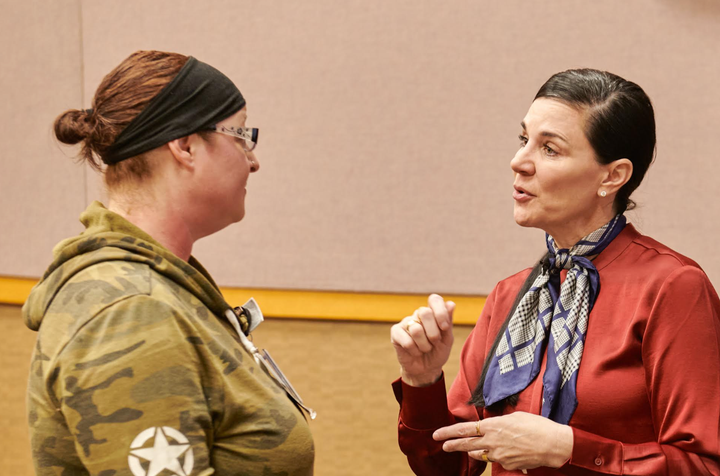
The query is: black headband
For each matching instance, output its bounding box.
[103,56,246,165]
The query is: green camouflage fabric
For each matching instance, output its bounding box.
[24,201,314,476]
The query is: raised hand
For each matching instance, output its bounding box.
[390,294,455,387]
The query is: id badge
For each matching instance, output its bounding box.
[259,349,317,420]
[228,299,317,420]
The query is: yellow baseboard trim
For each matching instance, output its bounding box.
[0,276,484,325]
[0,276,37,306]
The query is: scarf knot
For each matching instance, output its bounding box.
[482,215,626,424]
[550,250,574,270]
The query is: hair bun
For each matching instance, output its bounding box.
[53,108,94,145]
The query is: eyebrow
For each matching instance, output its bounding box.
[520,121,569,144]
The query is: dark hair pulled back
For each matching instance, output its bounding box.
[469,69,656,411]
[53,50,189,187]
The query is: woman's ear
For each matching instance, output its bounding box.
[167,136,194,170]
[601,158,633,194]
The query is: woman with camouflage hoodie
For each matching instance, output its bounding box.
[24,50,314,476]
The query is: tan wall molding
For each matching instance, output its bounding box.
[0,276,484,325]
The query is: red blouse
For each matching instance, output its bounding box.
[393,224,720,475]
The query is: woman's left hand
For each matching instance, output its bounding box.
[433,411,573,472]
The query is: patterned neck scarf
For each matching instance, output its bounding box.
[482,215,626,424]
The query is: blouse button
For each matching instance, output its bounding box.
[594,456,603,466]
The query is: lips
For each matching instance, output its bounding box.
[513,185,535,197]
[513,185,535,202]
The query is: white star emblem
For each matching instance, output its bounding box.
[128,427,194,476]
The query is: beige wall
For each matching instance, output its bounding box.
[0,0,86,277]
[3,1,720,294]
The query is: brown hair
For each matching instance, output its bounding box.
[53,50,190,188]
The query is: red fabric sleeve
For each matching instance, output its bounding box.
[394,286,504,476]
[563,266,720,475]
[393,375,466,476]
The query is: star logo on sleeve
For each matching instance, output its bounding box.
[128,427,195,476]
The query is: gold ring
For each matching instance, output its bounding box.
[481,452,490,463]
[475,420,481,436]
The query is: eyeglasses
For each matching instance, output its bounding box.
[206,124,259,152]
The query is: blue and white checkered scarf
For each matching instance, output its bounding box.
[482,215,626,424]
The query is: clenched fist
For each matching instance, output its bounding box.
[391,294,455,387]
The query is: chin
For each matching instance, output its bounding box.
[513,210,535,228]
[227,197,246,223]
[232,209,246,223]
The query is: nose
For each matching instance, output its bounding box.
[510,144,534,176]
[248,150,260,173]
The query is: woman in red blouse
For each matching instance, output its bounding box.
[390,69,720,475]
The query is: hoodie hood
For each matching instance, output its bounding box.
[23,201,246,332]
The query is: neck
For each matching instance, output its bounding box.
[108,192,195,261]
[549,211,617,249]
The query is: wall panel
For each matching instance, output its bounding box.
[76,0,720,295]
[3,0,720,295]
[0,0,85,277]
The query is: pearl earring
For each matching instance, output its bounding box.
[600,190,607,197]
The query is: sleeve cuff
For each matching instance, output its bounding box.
[568,426,623,475]
[392,373,451,430]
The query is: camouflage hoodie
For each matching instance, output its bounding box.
[24,201,314,476]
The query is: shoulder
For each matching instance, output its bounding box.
[50,260,194,318]
[491,266,535,300]
[61,260,152,298]
[69,262,210,338]
[478,266,536,321]
[56,257,201,307]
[613,226,706,283]
[52,291,211,384]
[39,261,154,344]
[605,227,719,318]
[42,261,206,355]
[580,223,707,288]
[629,231,701,268]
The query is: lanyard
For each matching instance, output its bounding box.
[224,302,316,420]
